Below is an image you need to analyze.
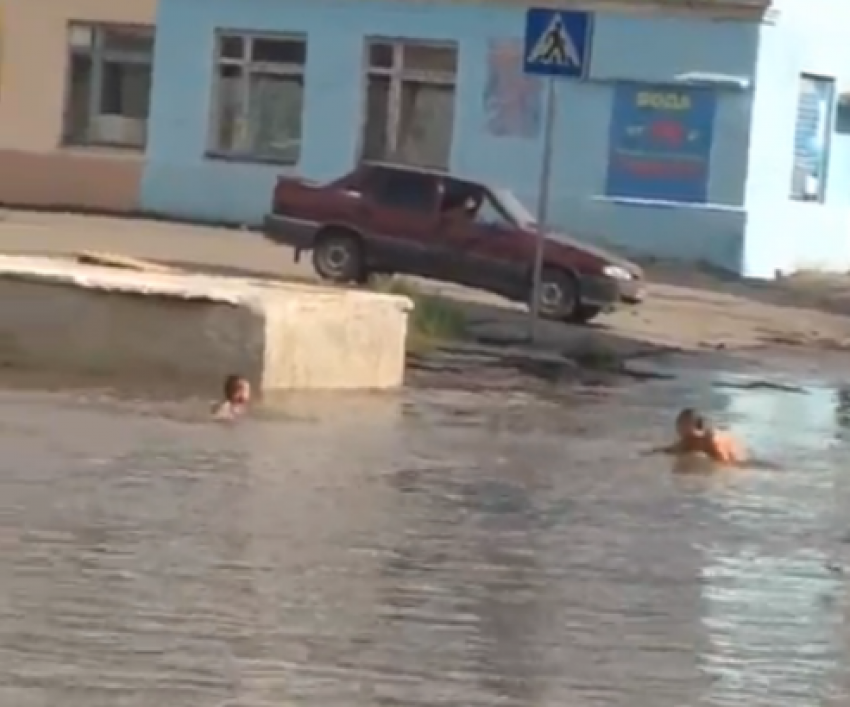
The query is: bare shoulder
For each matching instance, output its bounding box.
[709,428,736,444]
[708,428,746,462]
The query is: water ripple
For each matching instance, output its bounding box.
[1,377,849,706]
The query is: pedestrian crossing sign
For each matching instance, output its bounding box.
[523,8,593,79]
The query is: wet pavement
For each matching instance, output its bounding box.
[2,367,850,706]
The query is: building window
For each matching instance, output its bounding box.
[361,39,457,169]
[790,74,835,202]
[63,23,154,149]
[210,32,306,164]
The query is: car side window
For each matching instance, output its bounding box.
[366,170,437,212]
[475,193,512,229]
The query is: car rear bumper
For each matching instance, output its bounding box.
[580,274,645,308]
[262,214,318,257]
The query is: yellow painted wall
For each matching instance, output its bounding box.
[0,0,157,210]
[0,0,156,151]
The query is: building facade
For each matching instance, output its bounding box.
[6,0,850,276]
[0,0,157,211]
[743,0,850,275]
[141,0,767,272]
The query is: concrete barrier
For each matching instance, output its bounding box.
[0,256,412,390]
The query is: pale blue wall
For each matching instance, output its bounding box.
[142,0,760,271]
[743,0,850,277]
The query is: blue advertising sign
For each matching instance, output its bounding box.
[604,83,717,203]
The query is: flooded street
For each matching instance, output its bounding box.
[2,369,850,707]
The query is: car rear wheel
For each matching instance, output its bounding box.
[312,230,364,283]
[534,268,578,320]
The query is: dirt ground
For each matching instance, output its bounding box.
[2,208,850,365]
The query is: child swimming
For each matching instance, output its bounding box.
[211,374,251,419]
[646,407,745,466]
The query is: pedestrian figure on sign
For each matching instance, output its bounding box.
[527,16,579,67]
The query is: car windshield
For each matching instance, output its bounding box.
[491,188,537,228]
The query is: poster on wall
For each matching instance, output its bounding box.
[790,75,834,201]
[483,39,542,139]
[604,83,717,203]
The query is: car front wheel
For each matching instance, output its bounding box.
[312,230,364,283]
[533,268,578,320]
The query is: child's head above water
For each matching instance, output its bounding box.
[676,407,706,438]
[223,374,251,405]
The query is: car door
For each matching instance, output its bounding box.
[359,168,443,278]
[437,189,527,297]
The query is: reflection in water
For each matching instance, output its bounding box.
[701,548,844,706]
[1,378,849,706]
[725,383,834,456]
[835,388,850,440]
[702,383,848,706]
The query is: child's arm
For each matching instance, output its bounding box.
[643,441,682,456]
[211,401,233,419]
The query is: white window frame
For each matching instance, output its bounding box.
[208,30,307,165]
[359,38,457,165]
[63,22,154,150]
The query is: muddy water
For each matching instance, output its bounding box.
[2,371,850,707]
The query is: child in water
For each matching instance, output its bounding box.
[212,374,251,419]
[647,407,745,466]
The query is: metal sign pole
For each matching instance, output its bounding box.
[529,76,556,342]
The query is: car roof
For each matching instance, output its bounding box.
[361,160,483,186]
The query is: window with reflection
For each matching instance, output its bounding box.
[790,74,835,202]
[64,23,154,149]
[210,32,306,164]
[361,39,458,169]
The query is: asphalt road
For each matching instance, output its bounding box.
[0,211,308,279]
[4,208,849,358]
[0,209,516,307]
